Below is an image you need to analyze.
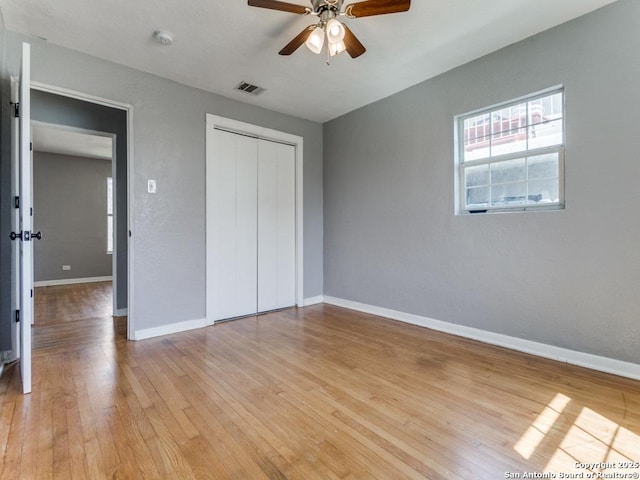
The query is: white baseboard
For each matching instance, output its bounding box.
[302,295,324,306]
[134,317,207,341]
[34,276,113,287]
[114,308,128,317]
[322,296,640,382]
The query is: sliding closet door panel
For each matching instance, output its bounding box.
[257,140,296,312]
[257,141,278,311]
[234,136,259,317]
[208,129,235,321]
[275,143,296,308]
[208,129,257,321]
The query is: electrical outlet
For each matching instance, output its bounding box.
[62,265,71,271]
[147,179,157,194]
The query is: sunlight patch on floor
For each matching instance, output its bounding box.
[515,394,640,475]
[544,407,639,473]
[514,393,571,460]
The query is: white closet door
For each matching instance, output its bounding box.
[208,129,258,320]
[257,140,296,312]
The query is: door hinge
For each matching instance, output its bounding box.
[30,142,33,151]
[15,310,19,323]
[13,102,19,118]
[14,196,19,209]
[31,289,33,298]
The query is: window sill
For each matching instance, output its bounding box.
[457,204,565,216]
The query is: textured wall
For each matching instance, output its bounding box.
[33,152,112,282]
[1,32,323,335]
[323,0,640,363]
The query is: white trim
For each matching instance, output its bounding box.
[323,296,640,382]
[126,103,134,341]
[114,308,128,317]
[31,82,135,340]
[30,120,115,141]
[34,276,112,287]
[302,295,324,306]
[134,317,207,341]
[31,82,132,110]
[205,114,304,325]
[10,76,20,362]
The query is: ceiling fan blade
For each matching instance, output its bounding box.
[346,0,410,18]
[342,24,366,58]
[248,0,309,14]
[279,25,315,55]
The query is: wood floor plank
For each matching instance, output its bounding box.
[0,366,28,478]
[217,322,483,477]
[2,284,640,479]
[220,328,459,478]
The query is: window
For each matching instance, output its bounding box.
[456,87,564,213]
[107,177,113,254]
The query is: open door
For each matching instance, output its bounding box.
[11,42,33,394]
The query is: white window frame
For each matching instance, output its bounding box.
[455,86,565,214]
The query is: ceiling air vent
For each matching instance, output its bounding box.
[235,81,265,95]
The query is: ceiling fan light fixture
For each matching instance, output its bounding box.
[328,40,346,56]
[249,0,412,61]
[305,26,325,54]
[325,18,345,44]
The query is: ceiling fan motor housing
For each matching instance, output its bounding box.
[313,0,343,15]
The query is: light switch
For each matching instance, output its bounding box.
[148,179,157,194]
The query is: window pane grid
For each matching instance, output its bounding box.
[463,151,561,210]
[461,89,563,165]
[457,88,563,213]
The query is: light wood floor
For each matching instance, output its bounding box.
[31,282,126,356]
[1,283,639,479]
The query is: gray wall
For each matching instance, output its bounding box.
[1,31,323,335]
[31,90,128,310]
[323,0,640,364]
[33,152,112,282]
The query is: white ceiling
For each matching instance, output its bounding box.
[32,125,113,160]
[0,0,619,123]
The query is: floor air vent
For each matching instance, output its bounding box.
[235,81,265,95]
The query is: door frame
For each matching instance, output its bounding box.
[31,121,117,298]
[205,114,304,325]
[30,81,135,340]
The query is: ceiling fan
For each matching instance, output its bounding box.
[248,0,411,61]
